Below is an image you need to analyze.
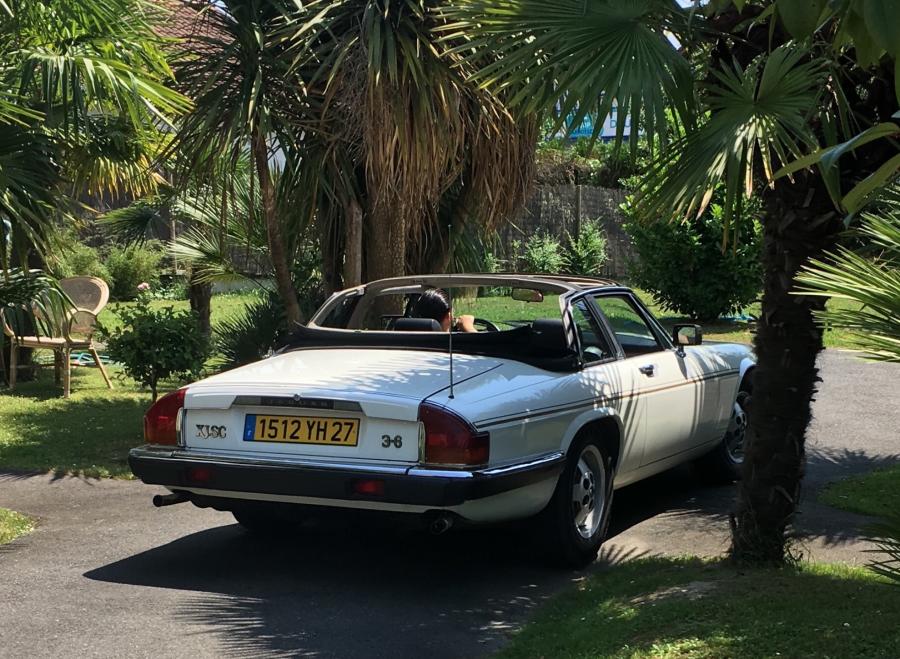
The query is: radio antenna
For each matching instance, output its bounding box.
[447,223,455,399]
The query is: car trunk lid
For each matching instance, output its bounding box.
[180,348,501,463]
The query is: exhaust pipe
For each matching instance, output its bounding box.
[153,491,189,507]
[428,513,454,535]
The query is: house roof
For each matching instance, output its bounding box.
[154,0,222,55]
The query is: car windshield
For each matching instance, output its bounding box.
[317,285,563,331]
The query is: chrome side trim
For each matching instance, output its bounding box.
[479,452,565,476]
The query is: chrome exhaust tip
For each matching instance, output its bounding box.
[428,514,454,535]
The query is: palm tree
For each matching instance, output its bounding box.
[275,0,536,287]
[446,0,899,564]
[163,0,312,325]
[101,146,318,334]
[0,0,189,381]
[0,0,188,251]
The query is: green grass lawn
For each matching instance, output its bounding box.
[499,557,900,659]
[635,288,861,349]
[0,507,34,545]
[821,464,900,518]
[97,289,263,334]
[0,291,263,478]
[0,366,153,478]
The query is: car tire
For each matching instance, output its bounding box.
[539,437,615,569]
[696,375,752,483]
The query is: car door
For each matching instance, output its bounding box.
[592,293,715,467]
[568,297,645,476]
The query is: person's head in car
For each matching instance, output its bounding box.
[413,288,476,332]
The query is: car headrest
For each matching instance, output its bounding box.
[529,318,570,353]
[394,318,443,332]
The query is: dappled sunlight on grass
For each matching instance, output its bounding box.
[97,290,263,334]
[0,366,159,478]
[822,463,900,518]
[498,557,900,658]
[0,507,34,545]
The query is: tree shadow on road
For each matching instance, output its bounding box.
[81,447,897,657]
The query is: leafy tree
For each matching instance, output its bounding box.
[0,0,188,259]
[446,0,899,564]
[0,0,188,378]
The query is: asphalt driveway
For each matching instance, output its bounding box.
[0,350,898,658]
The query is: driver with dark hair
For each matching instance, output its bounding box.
[413,288,477,332]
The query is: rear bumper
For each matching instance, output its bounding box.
[128,447,564,508]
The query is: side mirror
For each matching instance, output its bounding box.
[511,288,544,303]
[673,324,703,348]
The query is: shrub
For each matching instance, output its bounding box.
[105,242,164,300]
[100,292,209,400]
[623,201,762,321]
[565,221,608,276]
[534,138,651,188]
[514,233,568,273]
[55,242,110,283]
[214,292,287,370]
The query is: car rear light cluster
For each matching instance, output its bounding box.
[144,389,186,446]
[419,402,489,467]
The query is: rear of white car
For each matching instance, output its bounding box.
[129,347,564,524]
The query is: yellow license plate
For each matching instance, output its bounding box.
[243,414,359,446]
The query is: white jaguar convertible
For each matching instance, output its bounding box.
[130,274,754,566]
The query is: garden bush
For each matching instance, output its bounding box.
[105,242,164,300]
[100,291,209,400]
[565,220,608,276]
[55,242,110,283]
[623,200,762,321]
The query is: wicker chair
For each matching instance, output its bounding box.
[3,276,113,398]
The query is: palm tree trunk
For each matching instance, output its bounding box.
[188,276,212,338]
[252,132,303,326]
[343,198,363,287]
[731,180,841,564]
[365,208,406,283]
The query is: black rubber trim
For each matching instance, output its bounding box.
[129,452,564,507]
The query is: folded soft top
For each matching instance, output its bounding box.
[279,321,580,372]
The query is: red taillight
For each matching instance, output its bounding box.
[419,402,489,467]
[144,389,186,446]
[352,479,385,497]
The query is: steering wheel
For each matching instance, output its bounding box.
[473,317,501,332]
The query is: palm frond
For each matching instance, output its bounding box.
[99,197,170,244]
[796,199,900,362]
[0,268,72,339]
[166,0,313,178]
[440,0,696,152]
[634,45,823,240]
[0,124,69,258]
[866,515,900,585]
[6,0,189,132]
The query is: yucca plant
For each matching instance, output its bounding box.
[274,0,536,284]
